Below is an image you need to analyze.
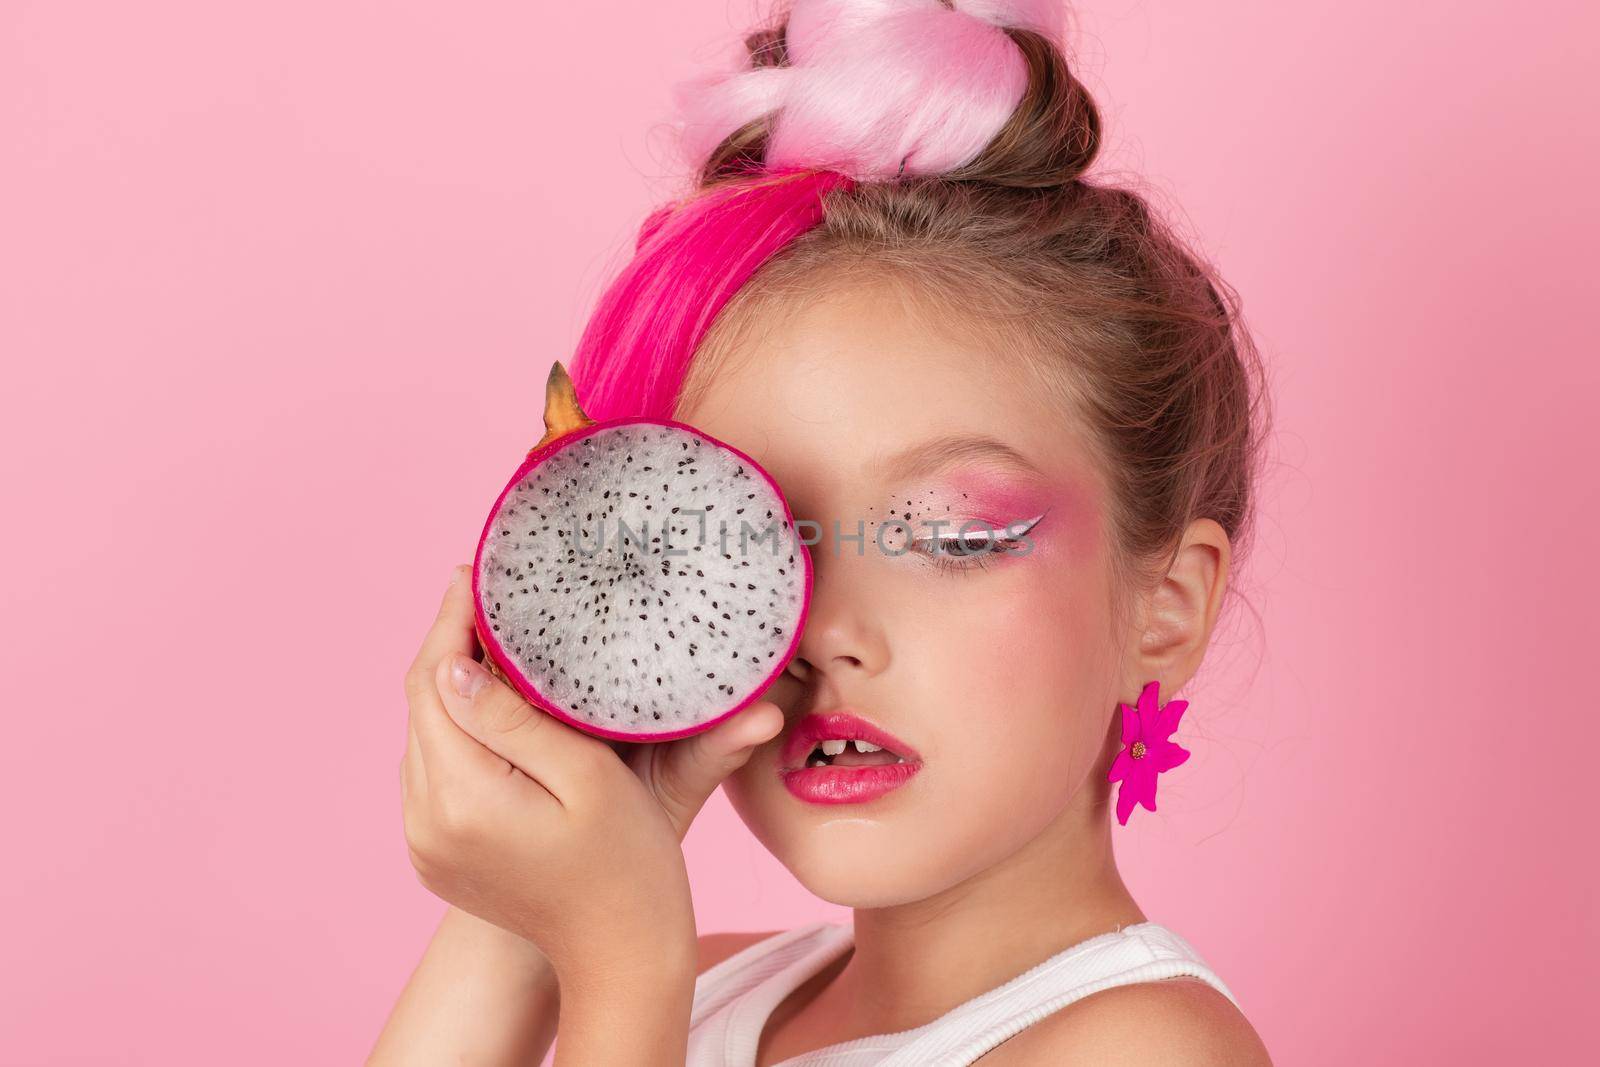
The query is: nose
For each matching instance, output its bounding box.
[783,553,890,685]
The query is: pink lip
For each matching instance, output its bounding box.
[780,710,922,769]
[780,760,923,804]
[778,710,924,806]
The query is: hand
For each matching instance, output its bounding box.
[399,566,774,988]
[603,703,785,845]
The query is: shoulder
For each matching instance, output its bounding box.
[978,977,1272,1066]
[695,930,785,976]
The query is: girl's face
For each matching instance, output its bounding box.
[679,277,1129,908]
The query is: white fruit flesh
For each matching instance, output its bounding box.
[477,422,806,736]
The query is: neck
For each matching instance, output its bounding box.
[834,801,1140,1036]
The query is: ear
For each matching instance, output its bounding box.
[1122,518,1231,697]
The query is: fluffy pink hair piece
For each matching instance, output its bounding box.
[568,166,855,422]
[673,0,1064,181]
[571,1,1064,422]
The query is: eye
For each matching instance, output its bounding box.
[909,512,1046,575]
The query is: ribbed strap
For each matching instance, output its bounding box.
[688,921,844,1062]
[771,924,1237,1067]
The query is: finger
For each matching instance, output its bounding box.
[435,652,609,805]
[405,565,479,694]
[650,701,785,840]
[407,567,509,784]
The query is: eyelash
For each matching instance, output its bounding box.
[910,513,1046,575]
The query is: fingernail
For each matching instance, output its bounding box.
[447,565,463,586]
[450,655,490,699]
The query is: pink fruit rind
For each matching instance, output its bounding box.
[470,414,813,744]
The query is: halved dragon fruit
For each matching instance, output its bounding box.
[471,362,812,743]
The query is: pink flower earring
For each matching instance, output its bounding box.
[1107,679,1191,825]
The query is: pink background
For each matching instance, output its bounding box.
[4,2,1595,1063]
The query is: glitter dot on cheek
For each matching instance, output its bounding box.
[861,487,951,552]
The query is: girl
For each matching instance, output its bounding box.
[373,1,1273,1063]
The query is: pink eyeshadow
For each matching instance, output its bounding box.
[945,472,1057,526]
[942,472,1099,554]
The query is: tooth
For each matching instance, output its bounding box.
[852,739,882,753]
[808,756,829,768]
[820,739,848,757]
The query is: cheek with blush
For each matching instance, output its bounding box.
[960,564,1084,730]
[936,477,1117,772]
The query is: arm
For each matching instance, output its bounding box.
[366,904,561,1067]
[385,569,779,1065]
[550,956,697,1067]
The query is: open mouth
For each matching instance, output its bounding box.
[779,715,923,803]
[781,709,921,772]
[802,738,910,769]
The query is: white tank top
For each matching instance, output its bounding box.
[685,919,1238,1066]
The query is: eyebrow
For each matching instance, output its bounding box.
[872,432,1047,484]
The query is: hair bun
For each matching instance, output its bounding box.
[673,0,1067,182]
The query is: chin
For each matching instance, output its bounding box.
[786,846,933,909]
[768,816,986,910]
